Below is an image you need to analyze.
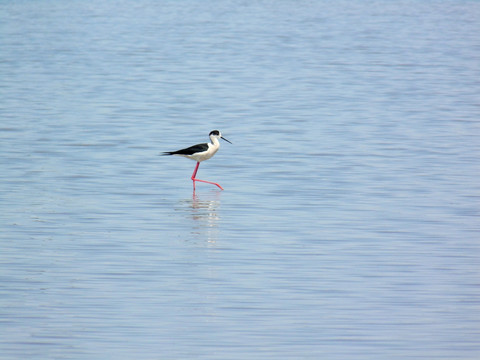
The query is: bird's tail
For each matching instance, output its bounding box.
[161,152,174,156]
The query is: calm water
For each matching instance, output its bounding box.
[1,1,479,359]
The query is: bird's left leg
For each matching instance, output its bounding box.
[191,162,224,190]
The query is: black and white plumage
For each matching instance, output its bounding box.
[163,130,232,191]
[162,130,231,162]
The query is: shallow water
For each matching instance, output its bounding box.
[1,1,480,359]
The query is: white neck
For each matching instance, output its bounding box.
[210,136,220,146]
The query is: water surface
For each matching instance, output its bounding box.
[1,1,479,359]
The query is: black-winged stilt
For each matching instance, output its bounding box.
[162,130,232,191]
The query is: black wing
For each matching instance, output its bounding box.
[162,142,209,156]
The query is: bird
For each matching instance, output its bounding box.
[162,130,232,191]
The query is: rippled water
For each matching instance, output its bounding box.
[1,1,479,359]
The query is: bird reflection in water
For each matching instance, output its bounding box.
[181,192,221,244]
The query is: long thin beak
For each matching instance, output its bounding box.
[221,136,232,144]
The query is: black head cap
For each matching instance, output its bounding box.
[209,130,220,136]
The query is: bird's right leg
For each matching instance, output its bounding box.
[191,162,200,191]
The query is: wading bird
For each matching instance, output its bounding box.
[162,130,232,191]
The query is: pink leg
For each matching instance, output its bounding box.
[191,162,224,190]
[191,162,200,191]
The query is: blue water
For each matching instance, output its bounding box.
[1,1,479,359]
